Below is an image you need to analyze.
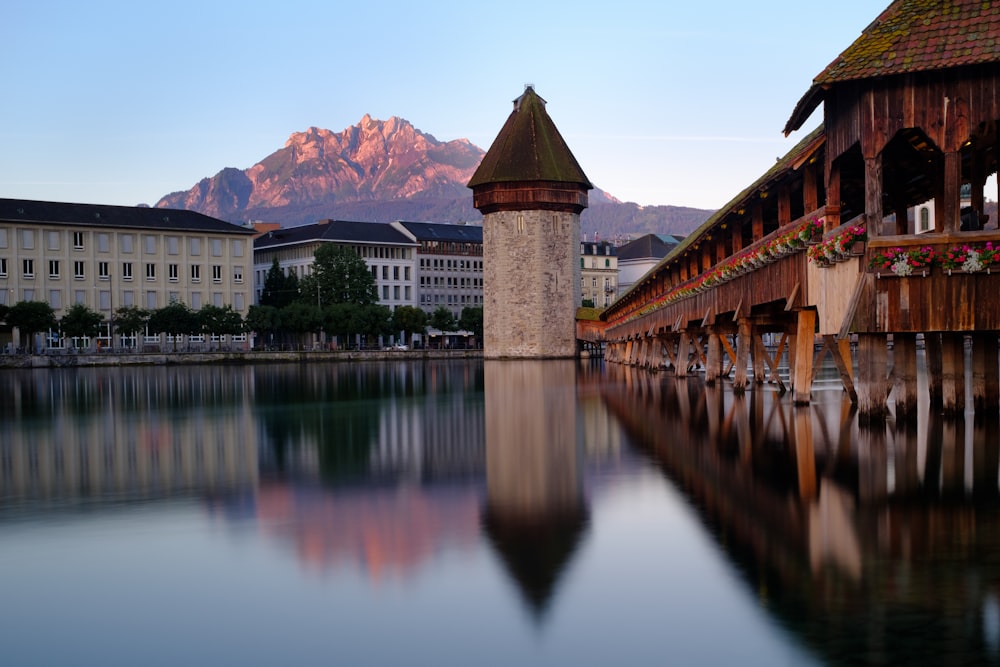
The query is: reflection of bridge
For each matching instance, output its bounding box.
[601,363,1000,666]
[584,3,1000,420]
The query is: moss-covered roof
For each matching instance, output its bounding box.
[468,86,592,189]
[785,0,1000,134]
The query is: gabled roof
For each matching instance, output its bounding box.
[467,86,593,189]
[254,219,416,250]
[0,198,254,235]
[616,234,678,262]
[393,220,483,243]
[784,0,1000,135]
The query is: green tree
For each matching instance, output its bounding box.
[260,257,299,308]
[148,301,198,351]
[7,301,56,352]
[114,305,150,348]
[391,306,428,347]
[355,304,392,348]
[304,244,377,306]
[430,306,457,332]
[459,306,483,339]
[60,303,104,347]
[281,302,322,348]
[245,305,281,349]
[198,304,243,347]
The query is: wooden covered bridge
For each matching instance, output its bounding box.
[586,0,1000,420]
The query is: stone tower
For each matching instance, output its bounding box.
[468,86,593,358]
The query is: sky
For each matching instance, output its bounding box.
[2,0,894,212]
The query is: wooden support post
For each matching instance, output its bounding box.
[972,333,999,413]
[941,333,966,416]
[676,331,690,378]
[892,333,919,420]
[734,319,751,393]
[825,162,841,232]
[752,202,764,242]
[752,333,767,384]
[792,310,816,405]
[941,151,962,233]
[864,155,884,237]
[925,333,943,408]
[803,163,818,213]
[705,331,722,384]
[857,333,889,423]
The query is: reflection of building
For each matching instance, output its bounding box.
[0,369,257,501]
[0,198,255,351]
[482,360,588,616]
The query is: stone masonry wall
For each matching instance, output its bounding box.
[483,209,581,358]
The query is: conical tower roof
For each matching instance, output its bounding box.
[468,86,592,189]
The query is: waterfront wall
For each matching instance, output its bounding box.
[0,349,483,369]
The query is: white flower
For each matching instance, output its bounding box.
[891,258,913,276]
[962,249,984,273]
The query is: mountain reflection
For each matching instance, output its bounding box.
[602,363,1000,666]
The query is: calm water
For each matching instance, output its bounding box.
[2,359,999,666]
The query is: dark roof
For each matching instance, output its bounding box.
[254,219,416,250]
[395,221,483,243]
[467,86,593,189]
[0,198,254,235]
[616,234,677,262]
[785,0,1000,134]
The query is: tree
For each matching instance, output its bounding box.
[355,304,392,347]
[148,301,198,351]
[391,306,427,347]
[198,304,243,347]
[60,303,103,346]
[114,305,150,347]
[7,301,56,352]
[245,305,281,349]
[459,306,483,339]
[430,306,457,332]
[0,304,9,323]
[306,243,378,306]
[260,257,299,308]
[281,302,322,347]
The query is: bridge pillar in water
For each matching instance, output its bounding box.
[792,309,816,405]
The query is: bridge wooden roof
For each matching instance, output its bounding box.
[467,86,592,190]
[785,0,1000,135]
[606,126,826,310]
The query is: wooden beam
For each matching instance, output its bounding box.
[892,333,918,420]
[864,155,884,237]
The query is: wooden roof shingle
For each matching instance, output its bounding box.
[784,0,1000,134]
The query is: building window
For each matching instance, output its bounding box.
[234,293,245,310]
[919,207,930,232]
[74,290,86,305]
[382,266,388,280]
[168,264,179,282]
[605,259,611,268]
[191,292,202,309]
[191,265,201,282]
[97,233,110,253]
[144,235,156,254]
[146,263,156,281]
[146,291,157,309]
[404,266,411,280]
[212,292,223,307]
[73,232,84,250]
[0,229,7,249]
[120,234,134,254]
[233,266,243,283]
[48,260,60,279]
[74,261,85,280]
[210,239,222,257]
[22,258,34,278]
[393,286,400,300]
[212,265,222,283]
[47,231,60,251]
[167,236,179,255]
[393,266,400,280]
[371,265,378,279]
[21,229,34,250]
[98,262,110,280]
[189,238,201,256]
[232,239,244,257]
[122,262,133,281]
[49,289,62,310]
[382,285,389,300]
[0,257,6,277]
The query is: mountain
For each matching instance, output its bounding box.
[155,115,713,238]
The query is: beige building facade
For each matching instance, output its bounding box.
[0,198,255,351]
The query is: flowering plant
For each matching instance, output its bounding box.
[940,242,999,272]
[798,218,823,243]
[868,246,936,276]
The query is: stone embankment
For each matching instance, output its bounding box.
[0,349,482,369]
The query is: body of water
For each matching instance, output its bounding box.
[1,359,998,666]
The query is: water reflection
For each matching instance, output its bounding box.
[482,360,589,618]
[603,363,1000,666]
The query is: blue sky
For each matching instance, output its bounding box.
[2,0,890,212]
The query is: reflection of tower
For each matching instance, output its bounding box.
[469,86,592,359]
[481,360,588,618]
